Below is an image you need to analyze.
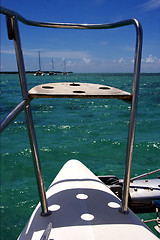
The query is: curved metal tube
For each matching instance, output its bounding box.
[121,19,143,213]
[1,6,135,30]
[0,6,143,214]
[0,99,30,133]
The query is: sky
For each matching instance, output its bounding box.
[0,0,160,73]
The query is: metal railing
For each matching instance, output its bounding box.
[0,6,143,214]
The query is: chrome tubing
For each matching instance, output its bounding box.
[1,6,134,30]
[0,99,30,133]
[10,16,28,99]
[130,168,160,182]
[0,6,143,214]
[25,103,50,216]
[120,19,143,213]
[9,15,50,216]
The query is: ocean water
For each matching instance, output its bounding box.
[0,73,160,239]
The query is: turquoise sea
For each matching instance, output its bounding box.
[0,73,160,239]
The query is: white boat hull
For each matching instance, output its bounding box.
[18,160,159,239]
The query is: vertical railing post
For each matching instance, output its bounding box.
[7,15,51,216]
[120,19,143,213]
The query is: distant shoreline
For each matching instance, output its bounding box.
[0,71,73,74]
[0,71,159,76]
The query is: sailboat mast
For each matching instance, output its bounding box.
[52,58,54,71]
[39,51,41,71]
[64,59,66,73]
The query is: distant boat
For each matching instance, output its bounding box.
[48,58,57,75]
[34,51,45,76]
[34,70,45,76]
[62,58,68,75]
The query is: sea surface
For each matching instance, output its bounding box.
[0,73,160,239]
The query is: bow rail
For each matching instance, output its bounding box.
[0,6,143,215]
[1,6,138,29]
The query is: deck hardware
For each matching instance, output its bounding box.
[130,169,160,182]
[142,203,160,234]
[28,82,131,100]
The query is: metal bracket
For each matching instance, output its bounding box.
[6,16,14,40]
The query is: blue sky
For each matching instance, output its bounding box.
[0,0,160,73]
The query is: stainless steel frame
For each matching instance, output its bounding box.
[0,6,143,214]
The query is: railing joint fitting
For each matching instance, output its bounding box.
[119,207,129,214]
[41,210,52,217]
